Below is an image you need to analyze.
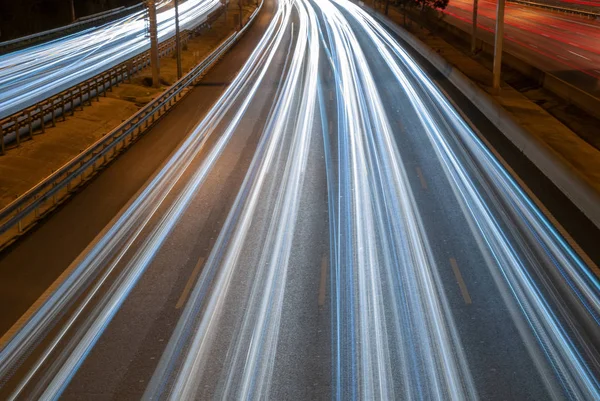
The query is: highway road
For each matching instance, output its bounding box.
[1,0,600,399]
[443,0,600,97]
[534,0,600,13]
[0,0,220,120]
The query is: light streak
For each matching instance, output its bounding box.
[0,0,220,119]
[1,0,599,399]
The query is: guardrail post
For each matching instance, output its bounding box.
[17,207,22,233]
[59,96,65,122]
[79,87,84,111]
[40,107,45,134]
[79,160,85,180]
[34,195,40,218]
[28,112,33,138]
[14,117,20,146]
[0,125,4,155]
[127,61,133,82]
[70,91,75,116]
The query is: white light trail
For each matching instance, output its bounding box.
[0,0,220,119]
[1,0,599,399]
[335,2,600,398]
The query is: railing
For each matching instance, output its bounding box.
[0,4,262,251]
[0,30,193,154]
[0,3,145,55]
[508,0,600,18]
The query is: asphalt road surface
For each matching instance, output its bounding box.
[0,0,600,399]
[533,0,600,13]
[443,0,600,97]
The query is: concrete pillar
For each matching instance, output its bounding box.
[492,0,505,92]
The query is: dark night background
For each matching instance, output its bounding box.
[0,0,139,41]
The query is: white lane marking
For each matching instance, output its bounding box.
[550,15,600,29]
[318,254,328,307]
[449,258,472,305]
[568,50,591,61]
[176,257,205,309]
[415,167,428,190]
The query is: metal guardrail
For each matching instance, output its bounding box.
[508,0,600,18]
[0,30,193,153]
[0,4,262,251]
[0,3,145,55]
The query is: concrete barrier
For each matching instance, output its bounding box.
[366,8,600,230]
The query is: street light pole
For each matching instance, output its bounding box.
[471,0,478,53]
[175,0,182,80]
[492,0,505,92]
[148,0,160,88]
[70,0,76,22]
[239,0,244,29]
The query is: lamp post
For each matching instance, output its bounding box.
[70,0,76,22]
[148,0,160,88]
[175,0,182,80]
[471,0,478,53]
[492,0,506,92]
